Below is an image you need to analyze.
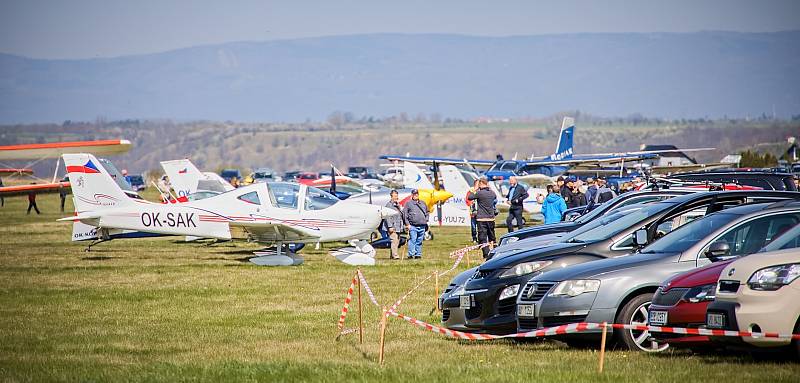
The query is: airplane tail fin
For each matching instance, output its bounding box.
[63,153,134,212]
[160,159,204,198]
[402,161,435,189]
[440,165,470,207]
[550,117,575,161]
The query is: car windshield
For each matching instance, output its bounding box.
[761,222,800,252]
[639,212,739,254]
[568,202,675,243]
[563,207,643,242]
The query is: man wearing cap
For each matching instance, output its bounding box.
[561,176,578,208]
[584,177,598,208]
[403,189,429,259]
[468,177,498,259]
[505,176,528,233]
[383,190,406,259]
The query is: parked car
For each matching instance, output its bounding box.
[650,222,800,348]
[496,190,691,248]
[347,166,379,180]
[449,191,800,335]
[518,201,800,351]
[670,170,797,191]
[706,247,800,357]
[245,167,277,184]
[127,174,146,191]
[219,169,242,183]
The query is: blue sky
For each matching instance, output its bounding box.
[1,0,798,59]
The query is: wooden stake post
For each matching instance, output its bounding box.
[378,307,388,365]
[598,322,608,373]
[357,269,364,344]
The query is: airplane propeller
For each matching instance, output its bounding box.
[432,160,443,226]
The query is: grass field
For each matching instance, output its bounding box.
[1,190,799,382]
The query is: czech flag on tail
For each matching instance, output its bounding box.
[178,168,188,174]
[66,160,101,174]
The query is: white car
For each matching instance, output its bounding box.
[707,247,800,355]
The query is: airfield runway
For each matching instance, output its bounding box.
[1,191,798,382]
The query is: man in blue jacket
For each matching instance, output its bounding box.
[542,184,567,224]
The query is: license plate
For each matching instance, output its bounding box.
[649,310,668,326]
[459,295,472,309]
[517,304,535,317]
[707,313,725,328]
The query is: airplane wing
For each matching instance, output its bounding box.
[228,220,322,243]
[526,152,661,167]
[379,155,495,167]
[0,181,70,197]
[0,168,33,177]
[0,139,132,161]
[646,162,731,174]
[515,173,554,184]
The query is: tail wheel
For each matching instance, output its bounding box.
[615,293,669,352]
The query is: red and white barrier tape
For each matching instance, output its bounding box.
[389,272,436,314]
[611,323,800,340]
[440,243,489,277]
[357,269,381,307]
[388,310,603,340]
[385,312,800,341]
[336,274,357,331]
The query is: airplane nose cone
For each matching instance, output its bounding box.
[432,190,454,204]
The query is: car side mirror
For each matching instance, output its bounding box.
[633,229,648,248]
[705,241,730,261]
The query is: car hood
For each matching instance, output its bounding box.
[480,242,586,271]
[531,252,679,282]
[493,233,566,258]
[502,221,578,239]
[661,259,736,291]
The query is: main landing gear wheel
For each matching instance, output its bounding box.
[615,293,669,352]
[329,239,376,266]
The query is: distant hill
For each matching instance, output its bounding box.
[1,32,799,123]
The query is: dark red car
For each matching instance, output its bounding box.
[648,259,735,346]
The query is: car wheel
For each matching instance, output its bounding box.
[615,293,669,352]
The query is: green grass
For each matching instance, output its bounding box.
[0,191,798,382]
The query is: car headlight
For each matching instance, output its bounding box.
[499,284,520,300]
[499,261,553,278]
[747,263,800,291]
[683,283,716,303]
[550,280,601,297]
[500,236,519,246]
[451,285,465,297]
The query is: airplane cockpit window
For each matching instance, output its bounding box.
[268,182,300,209]
[237,191,260,205]
[305,186,339,211]
[500,161,517,171]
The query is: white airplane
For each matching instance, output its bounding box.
[160,158,233,200]
[59,153,399,266]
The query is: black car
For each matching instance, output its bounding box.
[449,191,800,334]
[670,170,797,191]
[497,190,690,248]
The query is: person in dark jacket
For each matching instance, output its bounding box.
[594,178,617,205]
[584,177,598,208]
[383,190,406,259]
[562,176,580,208]
[0,177,4,207]
[542,184,567,224]
[27,184,40,215]
[505,176,529,233]
[468,180,479,242]
[402,189,429,259]
[467,177,497,259]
